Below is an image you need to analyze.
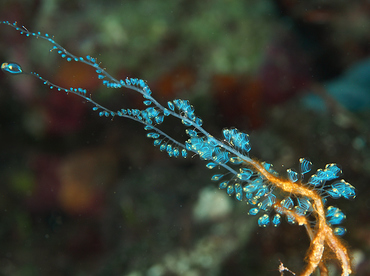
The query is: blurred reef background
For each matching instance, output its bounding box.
[0,0,369,275]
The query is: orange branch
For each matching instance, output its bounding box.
[246,160,352,276]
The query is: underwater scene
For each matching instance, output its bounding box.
[0,1,369,275]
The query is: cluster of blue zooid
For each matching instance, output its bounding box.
[1,21,355,235]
